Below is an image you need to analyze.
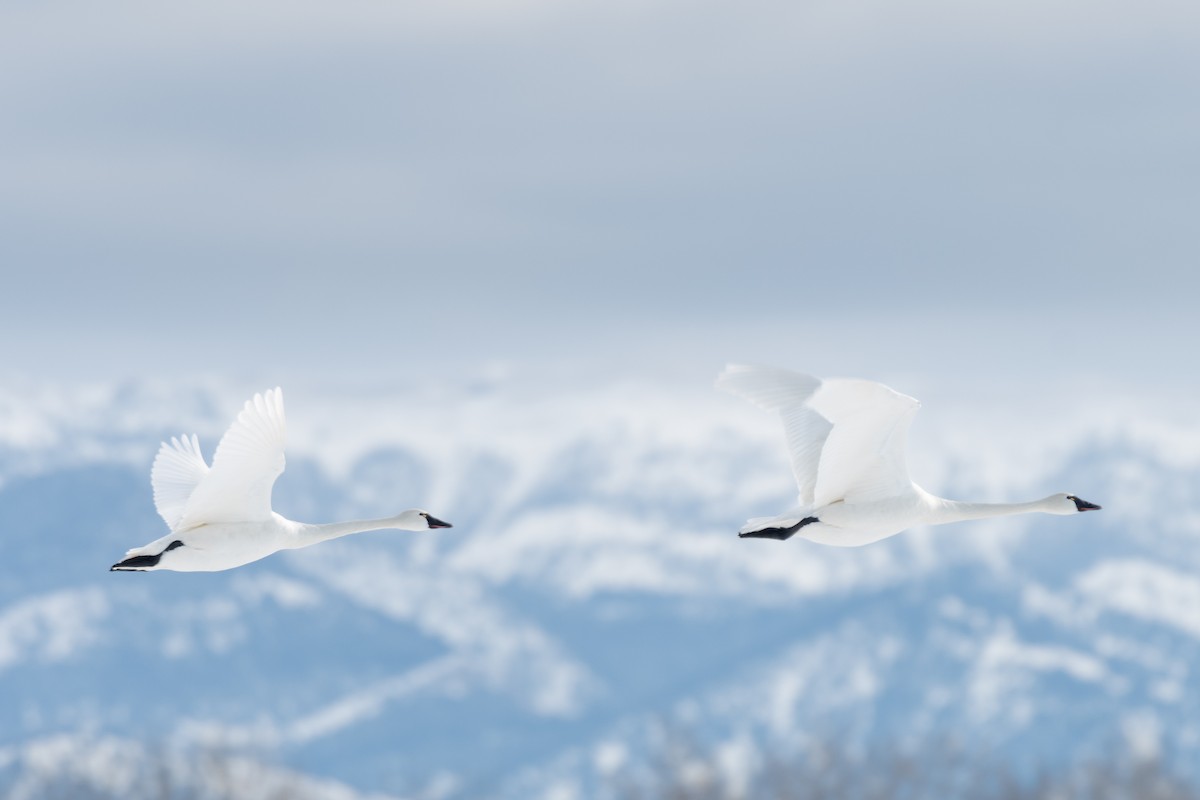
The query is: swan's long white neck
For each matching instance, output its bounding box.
[293,515,419,547]
[926,495,1063,525]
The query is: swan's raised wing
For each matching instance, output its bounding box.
[717,366,920,507]
[808,378,920,506]
[716,365,829,507]
[175,388,287,529]
[151,434,209,531]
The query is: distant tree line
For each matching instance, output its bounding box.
[2,746,311,800]
[607,729,1200,800]
[5,734,1199,800]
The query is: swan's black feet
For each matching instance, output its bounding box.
[110,554,158,571]
[738,516,819,541]
[110,540,184,571]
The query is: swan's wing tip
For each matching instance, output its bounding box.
[247,386,283,404]
[259,387,286,421]
[714,363,760,383]
[241,388,287,427]
[714,364,822,408]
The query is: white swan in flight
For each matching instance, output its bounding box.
[716,365,1100,547]
[111,388,451,572]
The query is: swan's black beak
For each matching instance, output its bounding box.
[1068,496,1101,512]
[425,515,453,529]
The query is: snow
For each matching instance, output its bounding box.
[289,546,598,718]
[0,588,110,671]
[0,376,1198,797]
[1076,560,1200,639]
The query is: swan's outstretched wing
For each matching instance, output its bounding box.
[716,365,829,506]
[807,378,919,506]
[151,434,209,531]
[175,388,287,529]
[717,366,920,507]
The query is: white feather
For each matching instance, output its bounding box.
[717,365,1099,547]
[715,365,828,506]
[113,387,452,572]
[806,378,919,506]
[176,387,287,529]
[150,433,209,531]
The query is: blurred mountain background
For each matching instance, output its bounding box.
[0,376,1196,798]
[2,0,1198,796]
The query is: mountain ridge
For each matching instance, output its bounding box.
[0,380,1195,798]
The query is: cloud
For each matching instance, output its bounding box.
[1,0,1198,379]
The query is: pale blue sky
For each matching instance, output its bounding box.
[2,0,1196,387]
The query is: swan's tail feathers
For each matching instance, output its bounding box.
[715,365,822,411]
[737,516,819,541]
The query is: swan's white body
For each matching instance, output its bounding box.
[717,366,1099,547]
[112,388,451,572]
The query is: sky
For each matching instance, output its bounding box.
[1,7,1198,791]
[1,0,1197,393]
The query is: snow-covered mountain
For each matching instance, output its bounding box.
[0,376,1196,799]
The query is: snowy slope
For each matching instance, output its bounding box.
[0,377,1196,798]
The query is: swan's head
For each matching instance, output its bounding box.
[399,509,453,530]
[1048,493,1102,515]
